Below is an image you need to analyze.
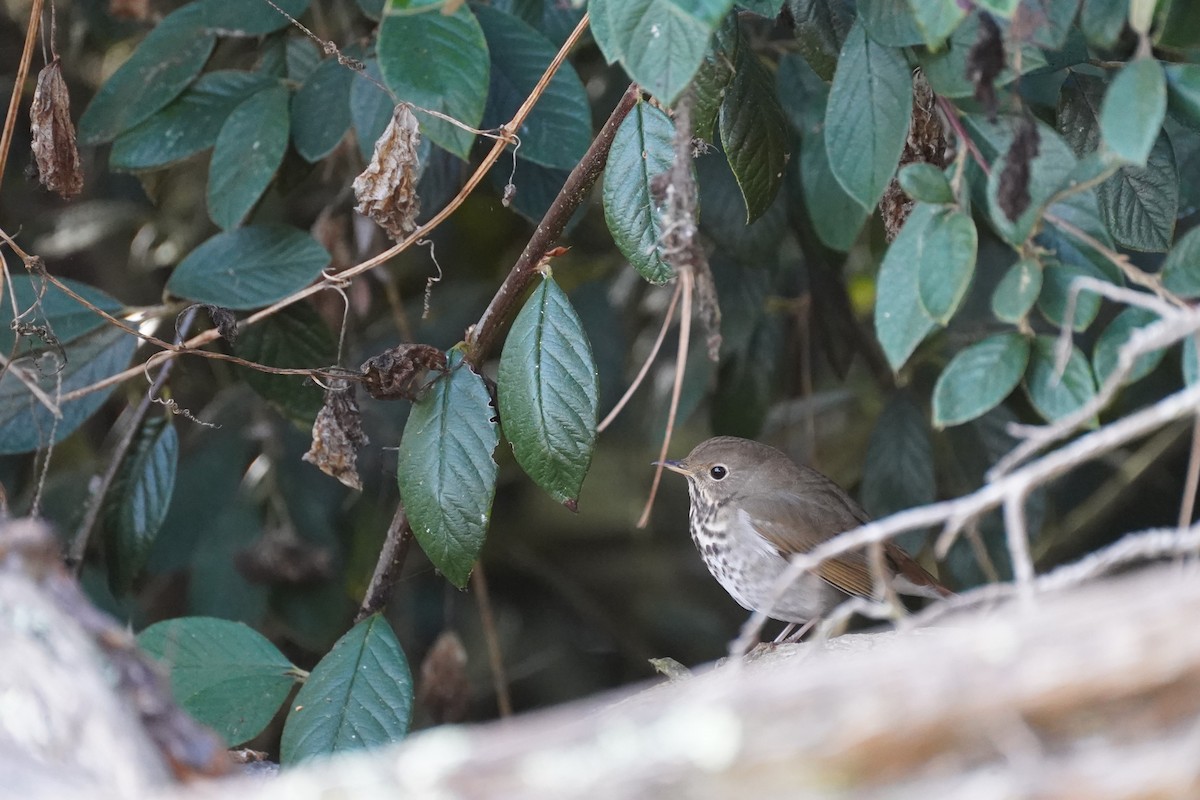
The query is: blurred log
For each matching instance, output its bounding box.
[8,513,1200,798]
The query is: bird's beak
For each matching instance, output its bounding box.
[653,459,688,475]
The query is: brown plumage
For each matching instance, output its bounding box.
[660,436,949,626]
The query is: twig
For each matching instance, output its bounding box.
[65,310,197,573]
[465,81,641,367]
[471,566,512,717]
[936,95,991,176]
[355,501,414,623]
[60,13,597,404]
[596,281,682,433]
[1042,211,1182,305]
[730,379,1200,656]
[0,0,43,191]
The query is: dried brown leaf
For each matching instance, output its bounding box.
[359,343,447,401]
[303,381,367,490]
[417,630,470,725]
[967,13,1005,121]
[30,58,83,200]
[998,116,1040,221]
[353,104,422,242]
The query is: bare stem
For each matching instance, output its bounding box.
[0,0,43,191]
[355,501,414,623]
[471,566,512,717]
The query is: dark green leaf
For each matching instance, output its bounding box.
[198,0,310,36]
[875,203,939,371]
[378,0,489,158]
[739,0,784,15]
[787,0,854,81]
[1016,0,1080,49]
[236,304,338,426]
[292,57,354,163]
[1166,64,1200,129]
[350,60,395,163]
[858,0,924,46]
[281,614,413,764]
[287,37,322,83]
[488,158,573,225]
[898,162,954,203]
[1100,57,1167,167]
[358,0,385,20]
[139,617,298,746]
[105,417,178,594]
[498,276,598,506]
[1096,132,1177,252]
[1057,71,1106,156]
[207,85,290,229]
[1039,188,1122,284]
[711,312,782,438]
[396,350,499,588]
[1024,335,1097,423]
[861,389,935,518]
[1093,306,1167,386]
[1037,260,1103,330]
[602,101,676,284]
[917,208,977,324]
[1161,226,1200,298]
[991,257,1043,323]
[775,52,828,134]
[917,15,1047,99]
[0,277,136,455]
[977,0,1019,14]
[589,0,736,104]
[908,0,967,49]
[110,71,280,171]
[825,19,912,211]
[933,333,1029,427]
[799,125,869,251]
[1185,334,1199,386]
[691,15,737,142]
[78,6,215,144]
[699,149,787,263]
[1154,0,1200,51]
[167,225,331,310]
[719,28,789,222]
[475,4,591,170]
[1081,0,1128,48]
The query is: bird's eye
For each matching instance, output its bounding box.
[709,465,728,480]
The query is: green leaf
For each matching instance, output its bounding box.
[198,0,310,35]
[0,277,137,455]
[138,617,299,747]
[1096,132,1177,252]
[602,101,676,284]
[292,57,354,163]
[1093,306,1166,386]
[917,15,1046,99]
[1154,0,1200,51]
[898,162,954,203]
[1166,64,1200,129]
[589,0,736,104]
[1185,334,1199,386]
[104,417,178,594]
[858,0,924,46]
[350,60,396,163]
[825,19,912,211]
[985,118,1077,246]
[287,37,322,83]
[933,333,1030,428]
[719,27,789,223]
[1017,0,1081,49]
[860,389,935,518]
[691,15,737,143]
[281,614,413,764]
[991,257,1043,323]
[1100,57,1167,167]
[875,203,939,371]
[236,305,338,426]
[908,0,967,49]
[917,208,977,324]
[1037,260,1103,331]
[396,350,499,587]
[776,52,828,133]
[207,86,290,230]
[498,276,598,507]
[78,6,216,144]
[699,149,787,263]
[378,0,489,159]
[110,71,280,171]
[1081,0,1129,48]
[1039,189,1121,284]
[799,125,869,251]
[1160,226,1200,298]
[977,0,1020,14]
[167,225,331,310]
[788,0,854,81]
[1024,335,1098,423]
[475,4,591,170]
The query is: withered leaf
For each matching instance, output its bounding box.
[417,630,469,725]
[360,343,447,401]
[30,58,83,200]
[967,14,1005,121]
[881,71,948,240]
[303,381,367,490]
[353,104,422,242]
[998,116,1040,222]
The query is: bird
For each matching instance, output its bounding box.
[658,436,951,638]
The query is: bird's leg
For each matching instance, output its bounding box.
[774,618,819,644]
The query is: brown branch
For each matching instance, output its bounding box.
[354,501,414,623]
[0,0,43,191]
[465,82,641,367]
[471,565,512,718]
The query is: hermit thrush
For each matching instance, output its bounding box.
[658,436,950,629]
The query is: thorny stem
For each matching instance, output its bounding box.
[0,0,43,191]
[465,82,641,368]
